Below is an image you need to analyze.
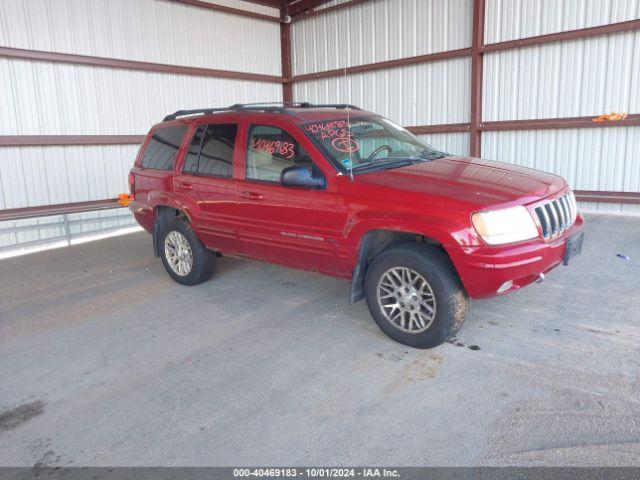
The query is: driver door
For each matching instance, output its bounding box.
[235,122,341,275]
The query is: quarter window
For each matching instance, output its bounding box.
[183,124,237,178]
[246,125,312,182]
[141,126,187,171]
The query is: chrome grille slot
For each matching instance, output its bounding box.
[535,206,549,238]
[545,204,558,235]
[534,192,577,240]
[558,197,569,230]
[552,200,564,233]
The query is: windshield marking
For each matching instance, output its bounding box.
[332,137,360,153]
[301,116,446,174]
[304,120,350,137]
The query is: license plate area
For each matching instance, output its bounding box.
[563,231,584,265]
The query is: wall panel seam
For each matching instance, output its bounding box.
[0,47,286,83]
[290,19,640,82]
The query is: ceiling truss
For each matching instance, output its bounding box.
[241,0,335,17]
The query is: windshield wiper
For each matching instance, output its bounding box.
[352,157,423,173]
[351,150,449,174]
[419,149,448,160]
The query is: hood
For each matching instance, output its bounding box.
[356,156,567,209]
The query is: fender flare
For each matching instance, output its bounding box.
[151,203,192,257]
[347,224,459,304]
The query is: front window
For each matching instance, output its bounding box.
[246,125,313,183]
[301,116,446,173]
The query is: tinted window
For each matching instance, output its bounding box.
[141,126,187,171]
[246,126,312,182]
[183,125,206,174]
[183,124,237,178]
[198,124,237,177]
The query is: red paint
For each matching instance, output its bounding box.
[129,108,584,299]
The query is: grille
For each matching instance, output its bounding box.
[534,192,578,240]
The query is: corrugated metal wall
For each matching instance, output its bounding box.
[0,0,281,74]
[292,0,472,150]
[291,0,471,74]
[483,32,640,122]
[0,61,281,137]
[292,0,640,213]
[483,127,640,213]
[0,0,282,253]
[418,133,471,157]
[483,0,640,212]
[484,0,640,43]
[294,57,471,126]
[292,0,473,154]
[0,145,139,208]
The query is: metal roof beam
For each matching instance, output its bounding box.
[284,0,333,17]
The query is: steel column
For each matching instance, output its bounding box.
[280,12,294,103]
[470,0,485,158]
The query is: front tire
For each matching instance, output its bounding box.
[159,217,216,286]
[364,243,468,349]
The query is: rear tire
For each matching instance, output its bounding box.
[159,217,216,286]
[364,243,468,349]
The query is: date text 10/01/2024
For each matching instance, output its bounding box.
[233,468,400,478]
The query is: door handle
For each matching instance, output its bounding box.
[241,191,263,200]
[176,182,194,191]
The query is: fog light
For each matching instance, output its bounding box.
[497,280,513,293]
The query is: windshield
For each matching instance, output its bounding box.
[301,116,447,173]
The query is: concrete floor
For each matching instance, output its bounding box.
[0,213,639,467]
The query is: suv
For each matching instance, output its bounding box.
[129,103,584,349]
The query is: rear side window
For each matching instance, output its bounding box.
[183,124,237,178]
[183,126,205,174]
[141,126,188,171]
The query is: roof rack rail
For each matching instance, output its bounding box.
[162,102,363,122]
[229,102,313,109]
[228,102,362,111]
[163,107,232,122]
[308,103,362,110]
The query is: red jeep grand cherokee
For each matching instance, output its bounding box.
[129,103,584,349]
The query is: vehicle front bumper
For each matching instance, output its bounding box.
[449,215,585,299]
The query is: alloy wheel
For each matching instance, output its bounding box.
[376,267,437,333]
[164,231,193,276]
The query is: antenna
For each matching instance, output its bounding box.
[346,66,354,182]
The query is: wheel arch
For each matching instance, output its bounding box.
[152,205,190,257]
[349,228,461,304]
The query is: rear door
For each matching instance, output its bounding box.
[236,121,341,275]
[173,122,240,253]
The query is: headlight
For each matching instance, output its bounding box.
[472,206,539,245]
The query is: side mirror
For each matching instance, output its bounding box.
[280,165,326,189]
